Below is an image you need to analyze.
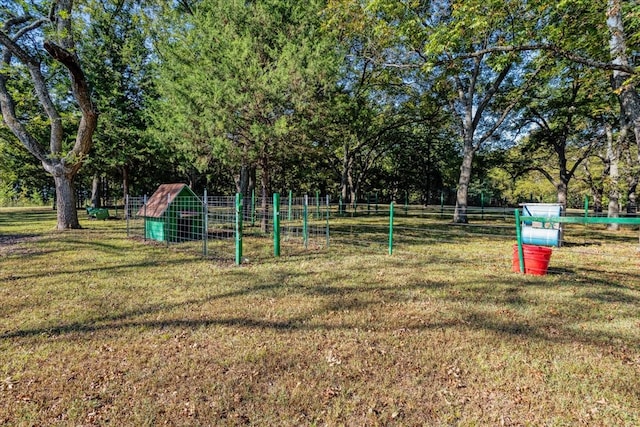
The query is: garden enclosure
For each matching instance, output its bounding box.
[125,189,640,278]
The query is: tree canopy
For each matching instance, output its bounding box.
[1,0,639,224]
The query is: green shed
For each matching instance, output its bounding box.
[137,183,204,243]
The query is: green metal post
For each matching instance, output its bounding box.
[481,191,485,220]
[288,190,293,221]
[166,193,170,247]
[251,188,256,227]
[303,195,309,248]
[316,190,320,220]
[375,192,379,214]
[235,193,243,265]
[143,195,147,241]
[515,208,524,273]
[389,202,395,255]
[203,189,208,256]
[326,195,330,247]
[273,193,280,257]
[584,195,589,218]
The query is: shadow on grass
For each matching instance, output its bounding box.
[582,289,640,303]
[0,233,39,245]
[2,267,638,353]
[0,208,56,225]
[5,256,201,281]
[2,209,639,354]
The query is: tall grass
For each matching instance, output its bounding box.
[1,207,639,425]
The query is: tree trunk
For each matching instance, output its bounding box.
[341,145,349,203]
[453,142,474,223]
[606,124,621,230]
[626,179,637,216]
[607,0,640,226]
[122,166,129,219]
[234,164,251,196]
[91,173,101,208]
[249,166,256,199]
[122,166,129,199]
[347,167,357,208]
[260,155,270,233]
[53,172,80,230]
[608,0,640,219]
[592,190,603,213]
[556,181,568,209]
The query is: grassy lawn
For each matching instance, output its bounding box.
[1,207,639,425]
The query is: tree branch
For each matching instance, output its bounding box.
[433,43,636,75]
[0,27,64,155]
[0,30,38,66]
[472,62,511,131]
[3,15,35,31]
[12,18,49,41]
[0,76,48,162]
[43,41,97,120]
[475,62,545,150]
[516,166,556,185]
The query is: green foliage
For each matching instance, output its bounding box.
[3,0,636,210]
[150,0,339,193]
[75,0,160,196]
[0,134,52,207]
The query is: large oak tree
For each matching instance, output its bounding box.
[0,0,98,229]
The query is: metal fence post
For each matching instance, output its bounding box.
[515,208,524,273]
[303,194,308,249]
[273,193,280,257]
[584,195,589,218]
[166,193,170,247]
[326,194,330,247]
[143,195,147,242]
[235,193,243,265]
[389,202,394,255]
[288,190,293,221]
[203,189,208,256]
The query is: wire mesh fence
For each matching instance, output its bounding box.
[125,192,640,278]
[125,193,235,261]
[125,191,335,262]
[125,192,523,260]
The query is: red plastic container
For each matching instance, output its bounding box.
[512,244,552,276]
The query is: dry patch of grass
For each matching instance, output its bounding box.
[1,208,639,425]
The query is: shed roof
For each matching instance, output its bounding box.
[137,183,198,218]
